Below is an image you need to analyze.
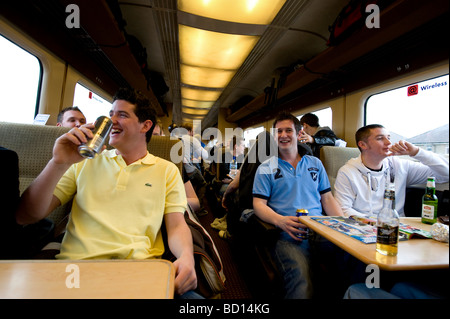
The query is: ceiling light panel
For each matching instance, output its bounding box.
[181,64,235,88]
[182,114,204,120]
[182,107,210,115]
[182,99,215,109]
[181,87,222,101]
[179,25,259,70]
[178,0,286,25]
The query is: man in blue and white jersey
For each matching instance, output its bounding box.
[252,112,343,299]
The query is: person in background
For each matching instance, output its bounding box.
[218,136,245,195]
[56,106,86,128]
[211,136,245,239]
[252,112,343,298]
[172,123,209,216]
[153,119,165,136]
[16,88,199,298]
[334,124,449,218]
[299,112,342,158]
[194,133,205,148]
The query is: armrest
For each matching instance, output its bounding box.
[247,214,280,243]
[253,216,277,231]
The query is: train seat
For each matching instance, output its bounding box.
[319,145,360,194]
[147,135,183,173]
[0,122,72,225]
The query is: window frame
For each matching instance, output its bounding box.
[363,73,449,153]
[0,34,43,123]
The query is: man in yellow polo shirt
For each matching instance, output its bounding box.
[16,88,198,297]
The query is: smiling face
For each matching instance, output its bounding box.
[108,99,152,152]
[275,119,301,154]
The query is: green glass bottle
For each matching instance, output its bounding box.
[421,177,438,224]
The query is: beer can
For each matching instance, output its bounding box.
[296,209,309,239]
[78,116,113,159]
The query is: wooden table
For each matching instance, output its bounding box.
[300,216,449,271]
[0,259,175,299]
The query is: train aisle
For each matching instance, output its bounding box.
[197,200,253,299]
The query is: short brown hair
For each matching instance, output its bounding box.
[299,113,319,127]
[273,111,302,134]
[57,106,84,124]
[113,88,157,142]
[355,124,385,151]
[180,123,193,132]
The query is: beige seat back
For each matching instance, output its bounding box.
[320,146,360,193]
[147,135,183,174]
[0,122,71,223]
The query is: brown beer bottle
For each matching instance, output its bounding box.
[376,182,399,256]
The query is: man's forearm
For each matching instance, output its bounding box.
[253,198,283,227]
[165,213,194,259]
[16,159,68,224]
[321,192,344,216]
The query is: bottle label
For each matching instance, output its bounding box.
[422,204,435,219]
[377,225,399,245]
[383,190,395,201]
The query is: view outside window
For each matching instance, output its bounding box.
[297,107,332,129]
[0,35,41,124]
[73,83,112,124]
[243,126,264,148]
[365,74,449,156]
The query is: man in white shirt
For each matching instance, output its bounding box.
[334,124,449,218]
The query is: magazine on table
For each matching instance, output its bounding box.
[310,216,432,244]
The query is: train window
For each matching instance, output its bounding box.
[0,34,41,124]
[297,107,333,129]
[243,126,264,148]
[73,83,112,123]
[365,74,449,155]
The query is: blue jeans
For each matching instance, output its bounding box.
[344,283,401,299]
[270,234,313,299]
[344,282,446,299]
[177,290,205,299]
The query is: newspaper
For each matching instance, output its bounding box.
[310,216,431,244]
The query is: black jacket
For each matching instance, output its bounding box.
[310,126,338,158]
